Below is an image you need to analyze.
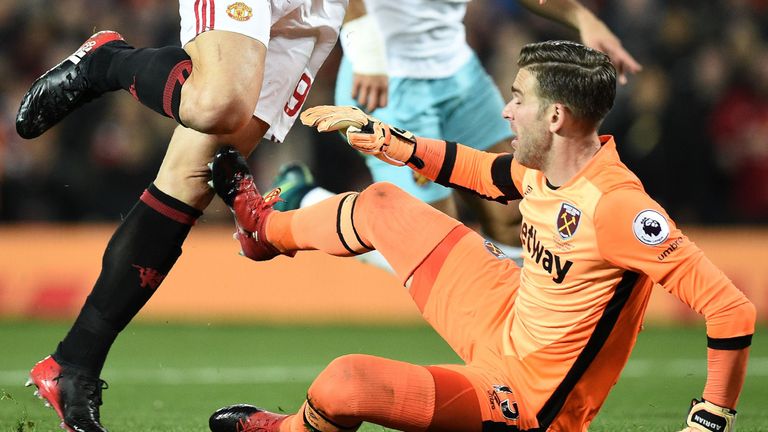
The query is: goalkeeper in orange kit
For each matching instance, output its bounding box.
[207,41,754,432]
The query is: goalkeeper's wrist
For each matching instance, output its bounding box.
[407,137,446,180]
[340,15,387,74]
[376,123,421,167]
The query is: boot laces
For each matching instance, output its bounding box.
[54,373,108,411]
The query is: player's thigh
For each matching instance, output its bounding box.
[179,0,269,130]
[181,32,267,123]
[409,226,520,364]
[441,55,512,151]
[154,117,269,209]
[357,182,463,285]
[433,364,522,430]
[179,0,269,100]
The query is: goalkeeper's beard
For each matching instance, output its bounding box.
[513,131,551,170]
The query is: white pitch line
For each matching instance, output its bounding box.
[1,358,766,386]
[0,365,322,386]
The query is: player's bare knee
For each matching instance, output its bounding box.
[180,90,253,134]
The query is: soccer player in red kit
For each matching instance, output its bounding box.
[207,40,753,432]
[15,1,352,430]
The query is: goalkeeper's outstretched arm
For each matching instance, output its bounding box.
[300,105,523,204]
[641,247,753,432]
[664,257,754,432]
[404,135,523,204]
[594,190,755,432]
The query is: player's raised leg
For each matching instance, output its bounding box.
[16,6,267,139]
[18,4,272,428]
[15,30,127,139]
[211,147,462,283]
[23,32,267,431]
[20,0,345,428]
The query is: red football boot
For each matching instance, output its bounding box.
[27,356,109,432]
[209,404,288,432]
[16,30,127,139]
[209,146,296,261]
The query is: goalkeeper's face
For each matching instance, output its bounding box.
[503,68,552,170]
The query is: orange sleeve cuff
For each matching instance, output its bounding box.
[409,137,513,201]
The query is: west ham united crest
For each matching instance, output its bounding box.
[556,203,581,239]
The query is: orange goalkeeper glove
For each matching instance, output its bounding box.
[678,399,736,432]
[300,105,424,168]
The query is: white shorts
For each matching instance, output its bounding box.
[178,0,346,142]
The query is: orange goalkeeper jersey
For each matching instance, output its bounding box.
[410,135,755,431]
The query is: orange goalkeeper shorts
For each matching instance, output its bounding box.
[410,224,523,428]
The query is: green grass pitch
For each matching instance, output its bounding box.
[0,321,765,431]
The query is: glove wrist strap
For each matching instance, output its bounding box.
[387,125,424,168]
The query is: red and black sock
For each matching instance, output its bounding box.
[90,43,192,125]
[54,184,201,376]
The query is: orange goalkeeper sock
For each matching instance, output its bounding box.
[266,192,373,256]
[279,400,360,432]
[286,354,435,432]
[266,183,460,284]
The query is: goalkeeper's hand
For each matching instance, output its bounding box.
[678,399,736,432]
[300,105,421,167]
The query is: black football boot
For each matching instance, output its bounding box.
[27,356,109,432]
[16,30,126,139]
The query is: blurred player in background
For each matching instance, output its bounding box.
[208,41,753,432]
[15,0,352,430]
[272,0,641,270]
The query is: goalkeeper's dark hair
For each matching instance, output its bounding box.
[518,40,616,125]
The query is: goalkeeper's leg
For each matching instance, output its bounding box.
[268,163,394,272]
[276,354,482,432]
[266,182,461,285]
